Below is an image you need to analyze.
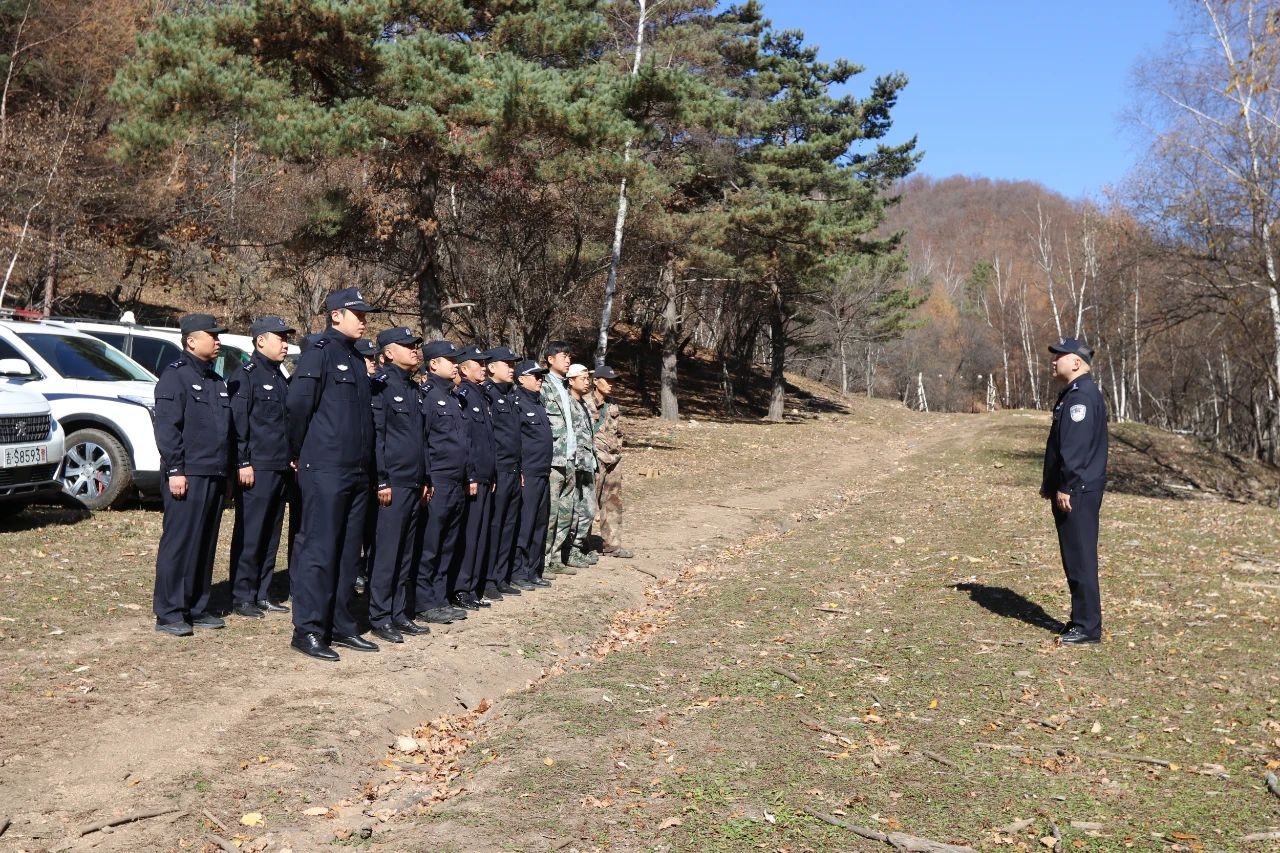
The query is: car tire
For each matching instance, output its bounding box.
[62,428,133,510]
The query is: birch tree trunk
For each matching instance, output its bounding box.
[595,0,648,366]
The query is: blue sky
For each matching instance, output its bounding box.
[761,1,1180,199]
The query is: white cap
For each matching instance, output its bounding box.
[566,363,590,379]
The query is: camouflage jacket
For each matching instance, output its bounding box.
[570,394,597,473]
[585,392,622,466]
[540,372,575,469]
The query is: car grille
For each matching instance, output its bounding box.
[0,462,58,487]
[0,414,51,444]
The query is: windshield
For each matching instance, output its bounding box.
[17,331,156,383]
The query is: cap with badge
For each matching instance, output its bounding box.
[565,363,590,379]
[354,339,378,358]
[324,286,380,313]
[179,313,228,337]
[249,315,295,338]
[1048,337,1094,365]
[456,344,490,364]
[423,340,464,361]
[516,359,548,377]
[592,364,618,380]
[483,345,519,362]
[377,327,422,349]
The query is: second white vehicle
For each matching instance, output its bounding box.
[0,311,161,510]
[0,381,66,518]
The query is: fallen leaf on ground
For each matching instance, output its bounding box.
[240,812,264,827]
[659,817,683,829]
[303,807,330,816]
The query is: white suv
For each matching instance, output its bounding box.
[0,312,161,510]
[0,382,66,516]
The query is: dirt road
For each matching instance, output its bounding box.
[0,397,948,852]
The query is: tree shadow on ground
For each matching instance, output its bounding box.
[0,501,92,533]
[952,581,1065,634]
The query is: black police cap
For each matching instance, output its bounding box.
[592,364,619,380]
[423,340,463,361]
[516,359,548,377]
[376,327,422,349]
[354,339,378,358]
[324,287,379,313]
[483,345,520,362]
[456,344,490,364]
[1048,337,1094,365]
[179,313,227,337]
[249,315,295,338]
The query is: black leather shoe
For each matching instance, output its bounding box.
[483,585,504,601]
[257,599,289,613]
[451,593,481,611]
[372,624,404,644]
[512,579,537,591]
[448,606,468,619]
[495,581,522,596]
[232,602,265,619]
[1060,627,1101,645]
[291,633,339,661]
[393,619,431,636]
[417,607,456,624]
[331,633,379,652]
[155,620,193,637]
[190,613,226,629]
[476,596,493,608]
[530,577,552,588]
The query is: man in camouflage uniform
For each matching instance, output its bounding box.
[540,341,578,575]
[586,365,633,558]
[564,363,598,568]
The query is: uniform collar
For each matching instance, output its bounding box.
[187,352,214,376]
[252,350,282,371]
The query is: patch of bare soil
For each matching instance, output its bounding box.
[0,394,937,852]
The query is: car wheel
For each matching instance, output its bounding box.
[62,428,133,510]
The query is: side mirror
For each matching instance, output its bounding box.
[0,358,32,377]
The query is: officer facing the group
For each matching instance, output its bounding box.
[415,340,471,624]
[513,360,553,589]
[152,314,234,636]
[452,345,498,610]
[228,315,295,619]
[287,288,381,661]
[1041,337,1109,645]
[367,327,432,644]
[482,346,525,598]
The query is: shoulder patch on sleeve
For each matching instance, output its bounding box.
[1069,404,1087,422]
[243,361,256,372]
[313,338,329,349]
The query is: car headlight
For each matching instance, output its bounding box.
[120,394,156,421]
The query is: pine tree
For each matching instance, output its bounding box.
[110,0,634,336]
[718,4,919,419]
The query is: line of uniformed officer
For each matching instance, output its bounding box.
[152,290,599,661]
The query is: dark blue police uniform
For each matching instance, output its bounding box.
[228,337,294,611]
[415,342,471,619]
[369,344,429,633]
[287,299,378,656]
[452,363,497,608]
[514,366,554,586]
[1042,345,1109,641]
[482,372,522,595]
[152,316,233,631]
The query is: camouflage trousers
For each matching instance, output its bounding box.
[594,458,623,552]
[569,469,597,556]
[544,465,576,567]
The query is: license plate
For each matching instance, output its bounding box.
[2,444,47,468]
